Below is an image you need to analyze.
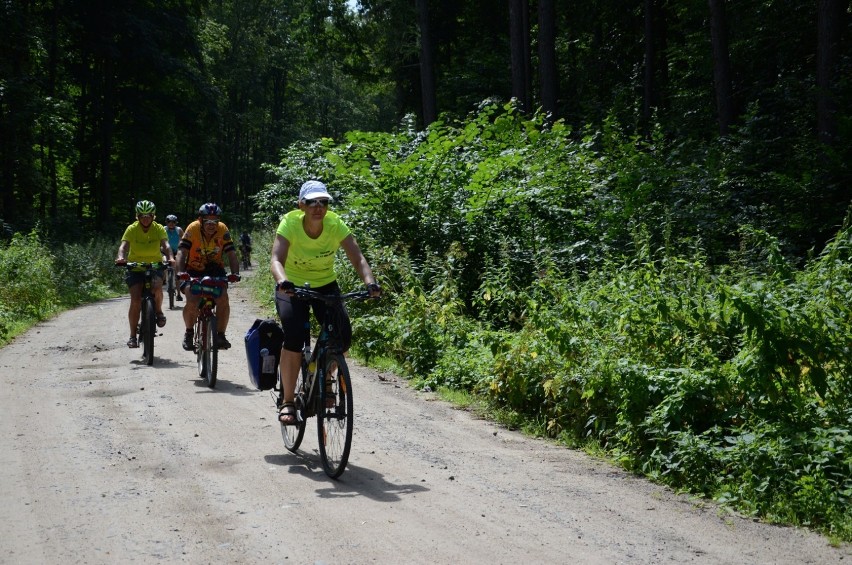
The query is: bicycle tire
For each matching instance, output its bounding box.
[142,297,155,366]
[201,315,218,388]
[317,354,353,479]
[167,271,175,310]
[280,361,308,451]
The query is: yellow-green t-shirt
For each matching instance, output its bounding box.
[122,221,168,263]
[276,209,351,287]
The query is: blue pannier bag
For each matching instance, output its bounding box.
[244,319,284,390]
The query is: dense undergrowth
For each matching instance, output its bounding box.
[0,231,123,344]
[251,103,852,542]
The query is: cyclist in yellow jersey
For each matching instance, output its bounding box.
[175,202,240,350]
[271,180,381,425]
[115,200,174,348]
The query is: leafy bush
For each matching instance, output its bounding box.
[0,231,120,344]
[254,104,852,540]
[0,232,59,333]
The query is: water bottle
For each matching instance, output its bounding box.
[260,347,275,373]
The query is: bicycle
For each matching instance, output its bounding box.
[275,286,377,478]
[183,274,240,388]
[240,243,251,270]
[117,261,164,366]
[165,263,177,310]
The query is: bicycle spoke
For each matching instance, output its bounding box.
[317,354,353,478]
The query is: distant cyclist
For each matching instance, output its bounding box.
[165,214,184,301]
[239,231,252,267]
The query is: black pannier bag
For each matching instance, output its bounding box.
[244,319,285,390]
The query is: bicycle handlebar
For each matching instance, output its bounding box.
[116,261,167,269]
[289,287,378,304]
[178,273,241,283]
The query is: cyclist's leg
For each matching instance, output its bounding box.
[181,270,202,349]
[151,269,167,326]
[214,290,229,332]
[126,273,144,344]
[312,281,353,352]
[277,292,309,421]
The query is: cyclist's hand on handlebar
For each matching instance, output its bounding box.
[276,280,295,294]
[366,282,382,298]
[115,258,127,266]
[227,273,241,283]
[178,272,190,281]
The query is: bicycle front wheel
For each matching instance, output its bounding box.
[317,354,353,479]
[141,297,155,365]
[167,271,175,310]
[281,362,308,452]
[197,315,218,388]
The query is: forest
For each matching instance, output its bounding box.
[1,0,851,542]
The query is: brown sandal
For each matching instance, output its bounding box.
[278,402,297,425]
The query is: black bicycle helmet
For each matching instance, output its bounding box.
[165,214,178,222]
[198,202,222,217]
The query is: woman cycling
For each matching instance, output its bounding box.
[271,180,381,424]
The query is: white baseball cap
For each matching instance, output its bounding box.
[298,180,333,201]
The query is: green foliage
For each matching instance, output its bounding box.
[0,231,119,344]
[0,232,59,338]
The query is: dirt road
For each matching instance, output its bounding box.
[0,273,848,564]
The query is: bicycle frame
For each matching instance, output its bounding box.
[120,261,164,366]
[166,264,176,309]
[187,275,229,388]
[277,286,376,478]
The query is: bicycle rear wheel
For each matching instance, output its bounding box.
[280,362,308,451]
[197,315,218,388]
[167,271,175,310]
[317,354,353,478]
[141,297,155,365]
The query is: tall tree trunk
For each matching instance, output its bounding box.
[509,0,530,112]
[47,0,60,222]
[708,0,734,136]
[538,0,558,120]
[642,0,656,137]
[817,0,844,146]
[416,0,437,126]
[98,53,114,228]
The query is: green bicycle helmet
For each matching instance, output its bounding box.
[135,200,156,215]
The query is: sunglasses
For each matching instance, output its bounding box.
[203,219,219,225]
[304,198,330,208]
[138,214,154,219]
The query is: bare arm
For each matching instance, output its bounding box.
[226,249,240,274]
[270,234,290,285]
[116,241,130,263]
[160,238,174,263]
[341,234,378,292]
[175,248,187,272]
